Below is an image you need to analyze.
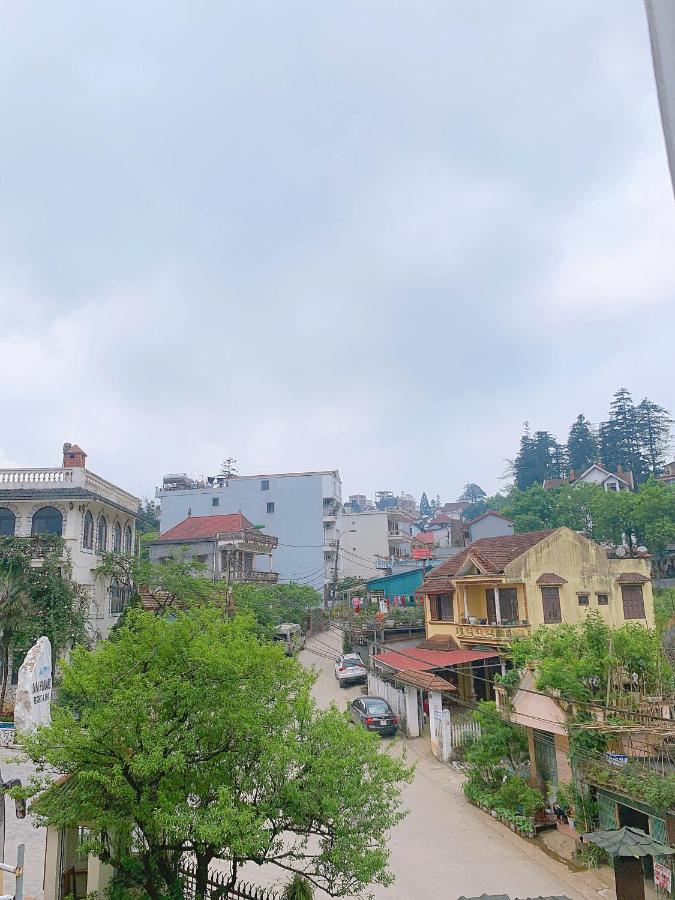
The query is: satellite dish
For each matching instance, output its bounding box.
[637,546,648,554]
[615,546,627,557]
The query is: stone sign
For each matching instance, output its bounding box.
[14,637,52,734]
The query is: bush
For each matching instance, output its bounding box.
[283,875,314,899]
[494,776,545,817]
[578,841,608,869]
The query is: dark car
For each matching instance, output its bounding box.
[349,696,399,737]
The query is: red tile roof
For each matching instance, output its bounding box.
[616,572,650,584]
[464,510,514,527]
[542,478,567,490]
[394,671,457,692]
[429,514,452,526]
[422,529,556,585]
[158,513,256,541]
[373,647,500,672]
[413,531,434,544]
[536,572,568,585]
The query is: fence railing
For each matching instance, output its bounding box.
[180,862,280,900]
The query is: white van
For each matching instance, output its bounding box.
[272,623,305,655]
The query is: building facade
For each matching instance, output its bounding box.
[420,527,655,655]
[0,443,139,640]
[149,513,278,583]
[157,469,341,593]
[463,511,515,543]
[338,509,414,580]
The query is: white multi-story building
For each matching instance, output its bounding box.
[157,469,342,595]
[0,443,139,640]
[338,509,414,580]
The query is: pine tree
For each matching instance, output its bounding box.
[419,492,433,518]
[458,483,487,503]
[566,414,598,475]
[513,426,565,490]
[636,398,673,475]
[600,388,646,483]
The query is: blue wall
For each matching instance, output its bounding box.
[366,568,426,600]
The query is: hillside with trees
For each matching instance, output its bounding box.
[511,388,672,490]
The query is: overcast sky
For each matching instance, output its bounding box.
[1,1,674,505]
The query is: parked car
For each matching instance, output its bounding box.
[349,696,399,737]
[334,653,367,687]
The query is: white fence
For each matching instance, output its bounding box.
[437,714,481,763]
[367,672,407,722]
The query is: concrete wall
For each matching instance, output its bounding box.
[339,510,389,579]
[159,472,340,588]
[468,514,514,542]
[506,528,655,628]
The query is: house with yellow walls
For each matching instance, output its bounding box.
[420,527,654,656]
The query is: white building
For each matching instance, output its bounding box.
[338,509,414,580]
[0,443,139,640]
[157,469,342,594]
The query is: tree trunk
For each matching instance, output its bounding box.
[0,642,9,716]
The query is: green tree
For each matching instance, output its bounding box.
[0,535,88,680]
[464,701,528,790]
[600,388,646,483]
[566,414,598,475]
[419,492,433,518]
[636,398,673,476]
[0,568,35,713]
[232,582,321,631]
[22,608,412,900]
[513,426,565,490]
[458,483,487,504]
[136,499,161,536]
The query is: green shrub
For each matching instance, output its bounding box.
[494,776,544,817]
[578,841,608,869]
[283,875,314,900]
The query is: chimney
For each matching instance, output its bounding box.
[62,442,87,468]
[568,469,575,481]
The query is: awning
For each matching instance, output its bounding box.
[581,826,675,858]
[394,671,457,692]
[616,572,650,584]
[373,647,500,673]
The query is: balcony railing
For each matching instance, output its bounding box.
[455,623,531,641]
[0,467,138,513]
[217,530,278,550]
[219,570,279,584]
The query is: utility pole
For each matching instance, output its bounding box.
[329,537,340,611]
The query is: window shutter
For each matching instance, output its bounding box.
[621,585,645,619]
[541,586,562,624]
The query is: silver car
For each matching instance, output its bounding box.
[334,653,367,687]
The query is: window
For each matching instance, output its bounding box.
[124,525,133,555]
[621,584,645,619]
[113,522,122,553]
[212,497,219,507]
[82,511,94,549]
[499,588,518,623]
[0,508,16,537]
[97,515,108,552]
[109,579,129,616]
[267,502,275,513]
[261,480,270,491]
[541,586,562,624]
[429,593,454,621]
[597,593,609,606]
[32,506,63,536]
[578,594,589,606]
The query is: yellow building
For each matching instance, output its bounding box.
[420,527,654,654]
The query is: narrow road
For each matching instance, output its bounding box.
[299,630,607,900]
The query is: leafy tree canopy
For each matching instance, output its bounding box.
[22,608,412,900]
[510,611,672,701]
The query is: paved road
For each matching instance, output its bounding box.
[299,629,607,900]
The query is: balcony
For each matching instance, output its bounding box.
[217,531,278,551]
[218,570,279,584]
[388,531,413,545]
[455,622,531,644]
[0,467,138,514]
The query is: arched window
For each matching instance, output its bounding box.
[32,506,63,536]
[124,525,133,555]
[0,508,16,536]
[97,515,108,552]
[113,522,122,553]
[82,511,94,549]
